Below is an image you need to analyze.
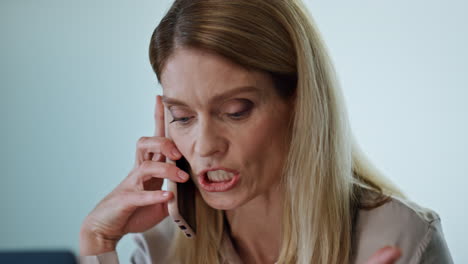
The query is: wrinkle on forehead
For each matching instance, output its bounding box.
[160,47,272,106]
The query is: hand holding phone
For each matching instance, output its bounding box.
[79,95,192,255]
[163,99,197,238]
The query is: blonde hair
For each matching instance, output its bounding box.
[149,0,403,263]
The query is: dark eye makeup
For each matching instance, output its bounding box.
[225,99,254,120]
[170,116,193,124]
[168,99,254,125]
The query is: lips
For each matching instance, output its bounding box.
[197,167,240,192]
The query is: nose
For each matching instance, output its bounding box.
[193,119,227,158]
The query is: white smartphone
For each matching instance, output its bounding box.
[164,108,197,238]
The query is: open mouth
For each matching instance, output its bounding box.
[198,169,240,192]
[206,170,235,182]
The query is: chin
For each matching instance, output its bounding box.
[199,191,245,210]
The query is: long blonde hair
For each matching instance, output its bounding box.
[149,0,403,263]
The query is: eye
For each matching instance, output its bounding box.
[170,116,193,124]
[168,107,194,125]
[227,109,251,120]
[225,100,254,120]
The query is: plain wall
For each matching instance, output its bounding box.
[1,0,466,263]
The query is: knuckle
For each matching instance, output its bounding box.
[122,173,139,189]
[168,164,179,174]
[157,163,176,179]
[140,160,154,170]
[160,140,173,152]
[137,136,150,148]
[153,136,167,146]
[143,191,157,201]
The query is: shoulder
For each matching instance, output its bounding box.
[353,191,453,264]
[130,217,176,264]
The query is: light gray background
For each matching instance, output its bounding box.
[1,0,466,263]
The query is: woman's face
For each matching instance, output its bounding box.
[161,47,293,210]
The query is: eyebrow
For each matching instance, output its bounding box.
[161,86,261,106]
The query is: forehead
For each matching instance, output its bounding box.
[160,48,271,101]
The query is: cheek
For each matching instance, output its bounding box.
[238,113,290,172]
[170,130,193,160]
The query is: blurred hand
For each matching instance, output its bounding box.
[365,246,402,264]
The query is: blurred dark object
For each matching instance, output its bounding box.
[0,250,76,264]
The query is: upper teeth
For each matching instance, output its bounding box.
[207,170,234,182]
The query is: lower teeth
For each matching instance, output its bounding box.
[207,175,233,182]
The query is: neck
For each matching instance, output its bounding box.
[224,184,283,264]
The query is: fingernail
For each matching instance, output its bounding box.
[178,170,189,181]
[162,191,170,197]
[172,148,181,158]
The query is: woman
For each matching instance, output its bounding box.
[80,0,453,263]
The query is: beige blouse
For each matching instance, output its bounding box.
[80,194,453,264]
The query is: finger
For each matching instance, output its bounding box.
[123,203,170,233]
[365,246,402,264]
[154,95,165,138]
[115,190,174,210]
[153,95,166,162]
[135,136,182,166]
[129,160,190,186]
